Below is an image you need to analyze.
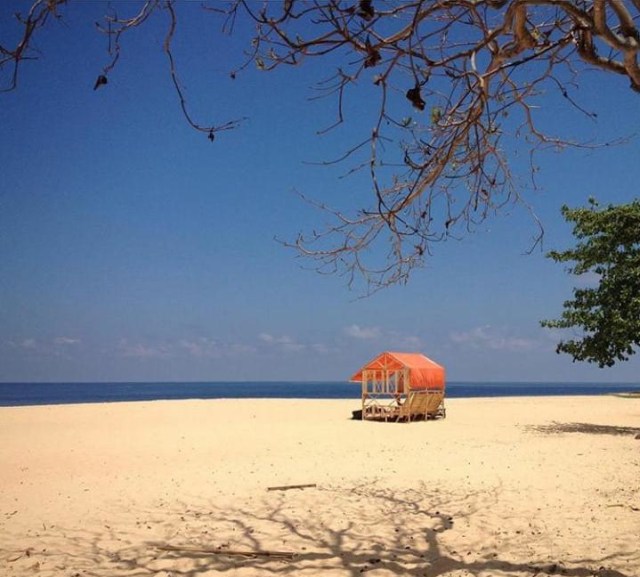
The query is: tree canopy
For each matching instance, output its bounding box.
[2,1,640,292]
[541,199,640,367]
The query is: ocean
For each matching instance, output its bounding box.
[0,381,638,407]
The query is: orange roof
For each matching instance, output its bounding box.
[350,351,445,390]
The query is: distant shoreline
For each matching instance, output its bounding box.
[3,379,640,385]
[1,380,640,408]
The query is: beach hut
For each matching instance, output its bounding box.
[350,351,446,422]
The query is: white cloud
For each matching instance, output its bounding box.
[449,326,537,352]
[117,339,172,359]
[116,337,257,361]
[179,338,256,358]
[259,333,306,352]
[227,343,258,355]
[7,338,44,352]
[53,336,81,346]
[387,332,423,350]
[282,342,306,353]
[311,343,331,354]
[179,338,218,358]
[344,324,381,340]
[5,336,81,359]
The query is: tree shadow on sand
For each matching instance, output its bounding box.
[526,422,640,437]
[2,483,637,577]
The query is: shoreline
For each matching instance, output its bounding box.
[0,390,639,410]
[2,396,639,576]
[1,388,640,409]
[2,379,640,409]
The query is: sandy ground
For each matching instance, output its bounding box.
[1,396,639,577]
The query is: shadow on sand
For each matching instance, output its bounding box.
[527,422,640,437]
[2,483,636,577]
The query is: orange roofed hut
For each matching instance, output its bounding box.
[350,352,446,422]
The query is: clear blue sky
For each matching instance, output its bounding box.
[1,2,639,383]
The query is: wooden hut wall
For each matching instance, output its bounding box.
[362,368,409,396]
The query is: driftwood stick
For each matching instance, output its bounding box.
[606,504,640,511]
[156,544,297,559]
[7,554,23,563]
[267,483,317,492]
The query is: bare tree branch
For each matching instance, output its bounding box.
[0,0,67,93]
[2,0,639,293]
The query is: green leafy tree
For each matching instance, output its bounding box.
[542,199,640,367]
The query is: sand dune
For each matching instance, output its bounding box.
[1,396,639,576]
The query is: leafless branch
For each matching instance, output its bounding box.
[245,0,640,292]
[2,0,640,292]
[0,0,67,92]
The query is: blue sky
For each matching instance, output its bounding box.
[1,2,639,383]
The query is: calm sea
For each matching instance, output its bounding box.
[0,381,638,407]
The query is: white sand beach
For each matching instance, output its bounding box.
[1,396,639,576]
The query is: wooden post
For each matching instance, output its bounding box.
[362,370,366,418]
